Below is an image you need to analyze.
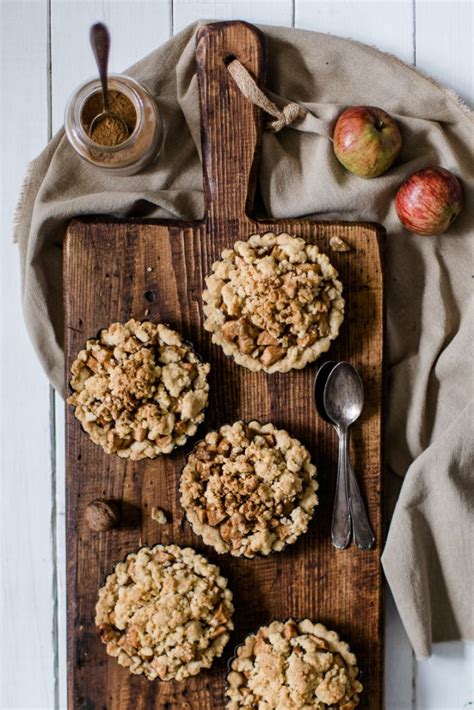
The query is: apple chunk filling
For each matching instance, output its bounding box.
[202,232,344,373]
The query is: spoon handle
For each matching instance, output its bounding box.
[347,458,375,550]
[90,23,111,113]
[331,427,352,549]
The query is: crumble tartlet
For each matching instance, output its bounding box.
[226,619,363,709]
[68,319,209,459]
[180,421,318,558]
[95,544,234,681]
[202,233,344,373]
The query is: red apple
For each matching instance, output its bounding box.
[333,106,402,178]
[395,167,463,236]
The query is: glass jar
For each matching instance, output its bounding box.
[65,74,163,176]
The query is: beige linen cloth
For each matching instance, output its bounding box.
[15,22,473,659]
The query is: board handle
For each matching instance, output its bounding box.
[196,21,265,226]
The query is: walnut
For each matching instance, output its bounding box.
[85,499,120,531]
[203,233,344,373]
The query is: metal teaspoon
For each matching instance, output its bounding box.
[314,361,351,549]
[89,23,129,140]
[323,362,375,550]
[314,362,375,550]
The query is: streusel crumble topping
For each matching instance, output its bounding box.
[202,233,344,373]
[68,320,209,459]
[180,421,318,558]
[226,619,362,709]
[96,544,234,681]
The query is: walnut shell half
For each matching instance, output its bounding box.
[85,499,120,531]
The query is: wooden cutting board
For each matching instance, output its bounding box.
[64,21,385,710]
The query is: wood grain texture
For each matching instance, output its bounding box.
[64,21,385,709]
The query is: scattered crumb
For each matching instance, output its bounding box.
[146,266,153,272]
[330,236,351,252]
[151,506,168,524]
[144,308,149,316]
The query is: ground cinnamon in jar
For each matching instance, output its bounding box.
[81,90,136,146]
[66,74,163,174]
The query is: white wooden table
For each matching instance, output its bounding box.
[1,1,473,708]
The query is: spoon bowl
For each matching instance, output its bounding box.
[323,361,364,429]
[89,111,129,142]
[313,360,338,423]
[320,361,375,550]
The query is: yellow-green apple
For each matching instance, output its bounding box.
[333,106,402,178]
[395,167,463,236]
